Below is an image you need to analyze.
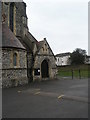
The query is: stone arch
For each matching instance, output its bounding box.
[41,59,49,78]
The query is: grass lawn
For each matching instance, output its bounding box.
[57,64,90,78]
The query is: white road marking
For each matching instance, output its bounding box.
[58,95,65,99]
[34,92,41,95]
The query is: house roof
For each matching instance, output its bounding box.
[2,23,25,50]
[55,52,71,57]
[24,35,35,51]
[24,32,45,54]
[27,31,37,43]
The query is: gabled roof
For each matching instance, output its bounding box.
[2,23,25,50]
[35,38,56,59]
[25,31,39,52]
[24,32,45,54]
[36,40,44,52]
[24,35,35,52]
[27,31,38,43]
[44,38,55,57]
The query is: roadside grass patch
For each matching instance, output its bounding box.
[57,64,90,78]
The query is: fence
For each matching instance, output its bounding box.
[58,69,89,79]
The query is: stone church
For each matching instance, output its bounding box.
[1,2,57,88]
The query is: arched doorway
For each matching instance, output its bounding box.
[41,60,49,78]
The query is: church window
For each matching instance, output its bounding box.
[9,3,14,32]
[45,44,47,46]
[42,47,44,51]
[13,53,17,67]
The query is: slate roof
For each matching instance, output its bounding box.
[27,31,37,43]
[24,32,45,53]
[2,23,25,50]
[24,35,35,51]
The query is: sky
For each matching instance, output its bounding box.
[24,0,88,55]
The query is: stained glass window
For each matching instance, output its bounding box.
[10,3,14,32]
[13,53,17,66]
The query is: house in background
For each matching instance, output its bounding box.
[85,56,90,64]
[55,52,71,66]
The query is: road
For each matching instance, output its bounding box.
[2,78,88,118]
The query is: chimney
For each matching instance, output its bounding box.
[44,38,46,41]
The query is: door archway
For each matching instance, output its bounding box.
[41,60,49,78]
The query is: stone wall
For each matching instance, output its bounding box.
[34,55,56,68]
[27,52,33,82]
[2,48,28,88]
[33,55,57,81]
[2,48,27,69]
[2,69,27,88]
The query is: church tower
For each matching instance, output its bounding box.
[2,2,28,39]
[1,2,28,88]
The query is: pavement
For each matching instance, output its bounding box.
[2,78,88,118]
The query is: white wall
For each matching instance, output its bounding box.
[85,57,90,64]
[56,55,70,66]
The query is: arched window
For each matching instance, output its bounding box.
[42,47,44,51]
[13,53,17,67]
[9,3,14,32]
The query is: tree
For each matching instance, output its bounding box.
[70,48,86,65]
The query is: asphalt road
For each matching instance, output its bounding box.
[2,78,88,118]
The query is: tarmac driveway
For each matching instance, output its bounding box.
[2,78,88,118]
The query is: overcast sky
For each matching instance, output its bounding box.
[24,0,88,55]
